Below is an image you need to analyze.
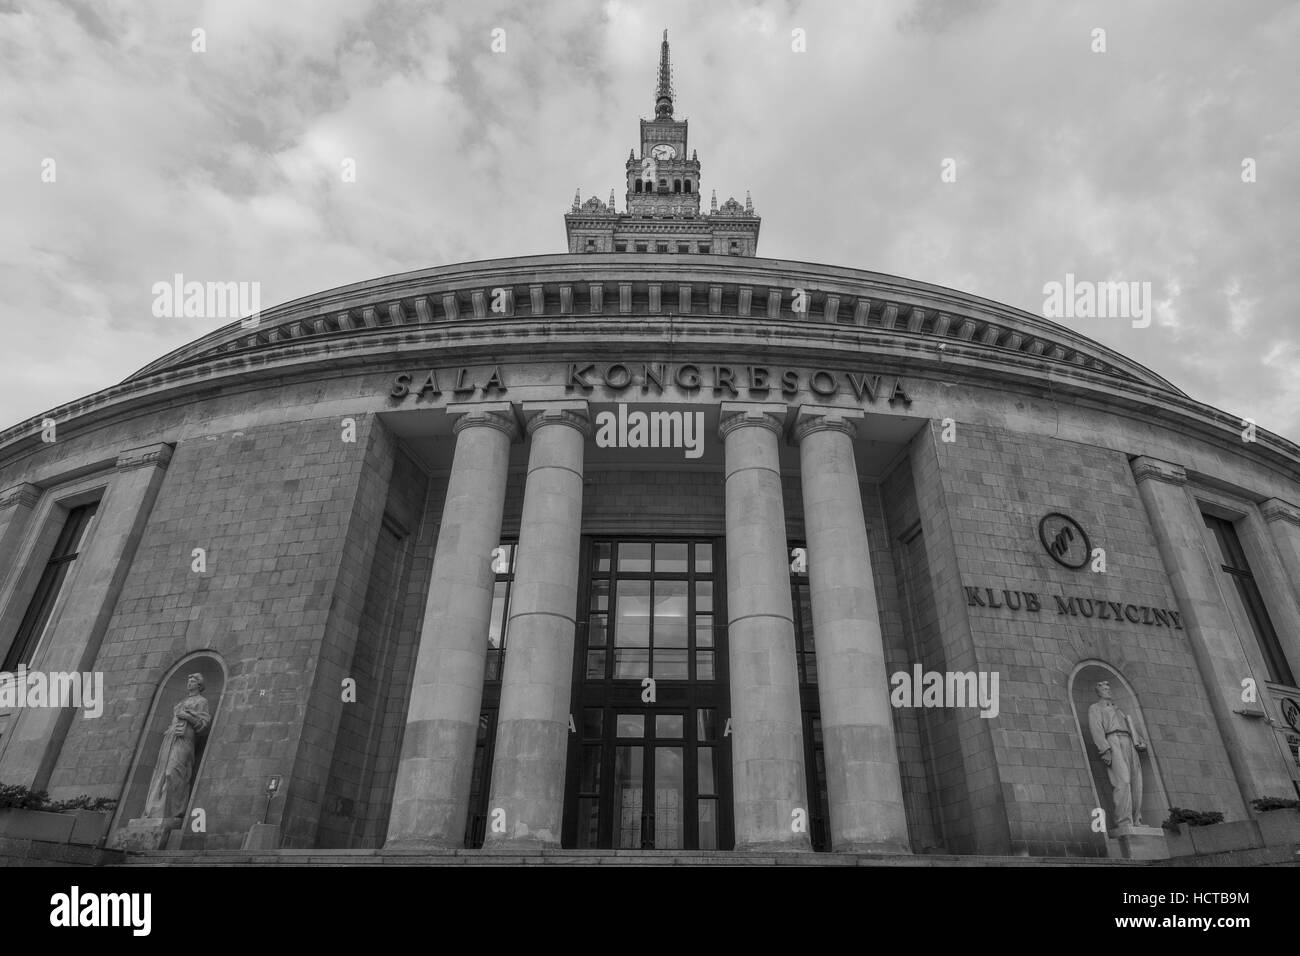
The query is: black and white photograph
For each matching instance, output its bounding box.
[0,0,1294,938]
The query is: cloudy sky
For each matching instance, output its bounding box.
[2,0,1297,438]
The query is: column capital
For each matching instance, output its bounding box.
[0,482,40,510]
[450,402,521,442]
[1260,498,1300,527]
[718,402,786,441]
[1131,456,1186,486]
[521,401,591,438]
[115,443,174,472]
[792,404,863,443]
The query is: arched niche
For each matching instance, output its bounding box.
[112,652,226,832]
[1068,660,1169,831]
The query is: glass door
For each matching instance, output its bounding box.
[565,538,732,849]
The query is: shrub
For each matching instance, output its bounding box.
[1250,796,1300,812]
[0,783,51,810]
[1161,807,1224,832]
[0,783,116,813]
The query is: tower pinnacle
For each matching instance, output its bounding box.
[655,29,673,118]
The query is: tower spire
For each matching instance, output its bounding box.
[654,29,673,118]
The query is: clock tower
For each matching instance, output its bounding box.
[564,30,761,257]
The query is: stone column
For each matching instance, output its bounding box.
[719,402,810,851]
[794,407,910,853]
[484,402,589,846]
[385,404,518,847]
[1261,499,1300,608]
[1131,457,1291,808]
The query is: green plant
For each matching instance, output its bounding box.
[0,783,51,810]
[0,783,116,813]
[1161,807,1224,832]
[1250,796,1300,812]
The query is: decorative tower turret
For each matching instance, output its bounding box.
[565,31,760,256]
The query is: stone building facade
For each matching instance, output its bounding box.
[1,37,1299,861]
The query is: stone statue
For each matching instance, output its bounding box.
[1087,679,1147,828]
[143,673,211,819]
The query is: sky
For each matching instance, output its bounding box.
[2,0,1298,439]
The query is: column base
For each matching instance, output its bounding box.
[108,817,181,852]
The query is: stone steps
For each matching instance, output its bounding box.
[118,848,1151,867]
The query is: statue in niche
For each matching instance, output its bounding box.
[1087,679,1147,828]
[143,672,211,819]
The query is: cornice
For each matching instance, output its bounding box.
[117,256,1174,397]
[1131,456,1187,487]
[1260,498,1300,527]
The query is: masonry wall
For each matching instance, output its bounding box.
[926,421,1244,855]
[48,414,389,849]
[882,455,958,853]
[317,447,429,848]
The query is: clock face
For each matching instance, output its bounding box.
[651,144,677,161]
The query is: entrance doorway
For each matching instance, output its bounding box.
[564,538,733,849]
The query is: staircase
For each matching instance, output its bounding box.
[118,847,1153,866]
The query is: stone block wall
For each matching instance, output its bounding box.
[910,420,1242,856]
[48,414,391,849]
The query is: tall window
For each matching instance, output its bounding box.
[584,541,716,682]
[464,540,517,847]
[1203,514,1295,686]
[2,502,98,672]
[790,545,829,851]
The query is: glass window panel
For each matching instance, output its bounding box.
[655,543,688,573]
[696,708,717,741]
[655,715,683,739]
[811,716,823,745]
[616,714,645,737]
[590,580,610,611]
[654,649,688,680]
[618,542,652,572]
[696,615,714,648]
[694,542,712,573]
[470,746,484,791]
[654,747,684,850]
[696,651,714,681]
[805,653,818,686]
[582,708,603,739]
[580,745,602,791]
[697,747,716,795]
[485,648,502,681]
[698,799,718,849]
[585,649,606,679]
[487,582,508,649]
[587,614,607,647]
[613,747,643,849]
[576,797,600,849]
[615,580,651,646]
[594,542,612,573]
[654,581,688,647]
[695,580,713,613]
[614,648,649,678]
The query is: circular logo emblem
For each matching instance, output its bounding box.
[1039,512,1091,570]
[1281,698,1300,733]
